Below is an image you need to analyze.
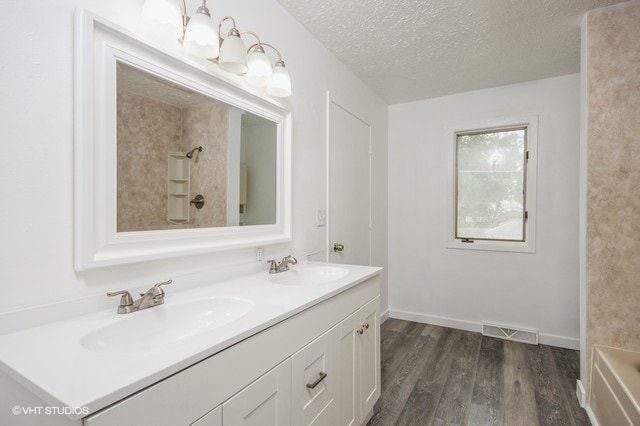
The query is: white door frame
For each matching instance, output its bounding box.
[326,91,373,264]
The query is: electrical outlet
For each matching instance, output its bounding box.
[256,247,264,262]
[316,209,327,227]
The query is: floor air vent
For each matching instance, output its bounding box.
[482,323,539,345]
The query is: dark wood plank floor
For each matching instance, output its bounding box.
[368,319,590,426]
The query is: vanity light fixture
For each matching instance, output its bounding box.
[182,3,219,58]
[141,0,292,98]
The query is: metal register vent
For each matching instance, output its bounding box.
[482,322,539,345]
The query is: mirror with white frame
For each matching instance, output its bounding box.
[116,63,277,231]
[74,12,292,270]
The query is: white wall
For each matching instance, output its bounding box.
[388,74,580,348]
[0,0,388,314]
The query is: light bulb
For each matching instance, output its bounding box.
[267,60,291,97]
[141,0,183,40]
[246,46,273,87]
[218,29,248,75]
[183,6,220,59]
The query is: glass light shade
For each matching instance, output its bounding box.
[267,62,291,97]
[141,0,183,40]
[246,48,273,87]
[183,12,220,58]
[218,34,248,75]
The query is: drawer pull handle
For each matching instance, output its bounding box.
[306,372,328,389]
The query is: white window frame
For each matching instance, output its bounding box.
[447,115,538,253]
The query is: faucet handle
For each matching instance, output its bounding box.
[284,255,298,265]
[106,290,133,307]
[267,260,278,274]
[150,280,172,299]
[153,279,173,289]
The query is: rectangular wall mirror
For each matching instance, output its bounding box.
[74,12,292,270]
[116,63,277,232]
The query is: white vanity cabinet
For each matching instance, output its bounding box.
[290,296,380,426]
[82,275,380,426]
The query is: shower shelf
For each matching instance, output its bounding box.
[167,152,190,224]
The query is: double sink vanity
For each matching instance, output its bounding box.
[0,261,382,425]
[0,10,383,426]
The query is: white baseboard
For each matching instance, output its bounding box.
[379,309,389,323]
[388,308,580,350]
[576,379,586,407]
[389,309,481,333]
[539,333,580,350]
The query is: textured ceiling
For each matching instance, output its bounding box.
[117,63,272,124]
[117,63,211,108]
[277,0,625,103]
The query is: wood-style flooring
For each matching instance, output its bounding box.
[368,319,590,426]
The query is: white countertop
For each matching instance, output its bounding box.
[0,262,381,420]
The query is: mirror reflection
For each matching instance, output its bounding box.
[116,62,277,232]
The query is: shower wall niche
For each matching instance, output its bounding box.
[167,152,190,225]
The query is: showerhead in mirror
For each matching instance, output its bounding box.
[185,146,203,161]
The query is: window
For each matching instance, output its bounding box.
[450,119,537,253]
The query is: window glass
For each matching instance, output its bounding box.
[455,127,527,242]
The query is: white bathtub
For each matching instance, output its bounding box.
[590,345,640,425]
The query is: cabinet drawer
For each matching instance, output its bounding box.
[291,327,337,425]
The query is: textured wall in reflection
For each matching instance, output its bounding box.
[117,91,229,231]
[586,0,640,396]
[117,91,184,232]
[183,101,229,228]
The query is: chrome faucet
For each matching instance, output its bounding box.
[107,280,172,314]
[267,255,298,274]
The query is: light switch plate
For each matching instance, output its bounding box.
[316,209,327,227]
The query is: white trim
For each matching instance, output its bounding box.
[389,308,579,350]
[540,333,580,351]
[576,379,587,408]
[390,309,480,333]
[446,115,538,254]
[74,11,292,270]
[379,309,390,323]
[325,91,331,262]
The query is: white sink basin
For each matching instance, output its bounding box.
[80,297,254,353]
[271,266,349,286]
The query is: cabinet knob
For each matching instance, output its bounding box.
[363,322,369,330]
[357,328,364,335]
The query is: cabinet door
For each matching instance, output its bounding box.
[291,328,338,425]
[191,405,221,426]
[336,312,358,426]
[358,296,380,420]
[222,359,291,426]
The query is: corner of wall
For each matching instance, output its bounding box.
[578,10,589,394]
